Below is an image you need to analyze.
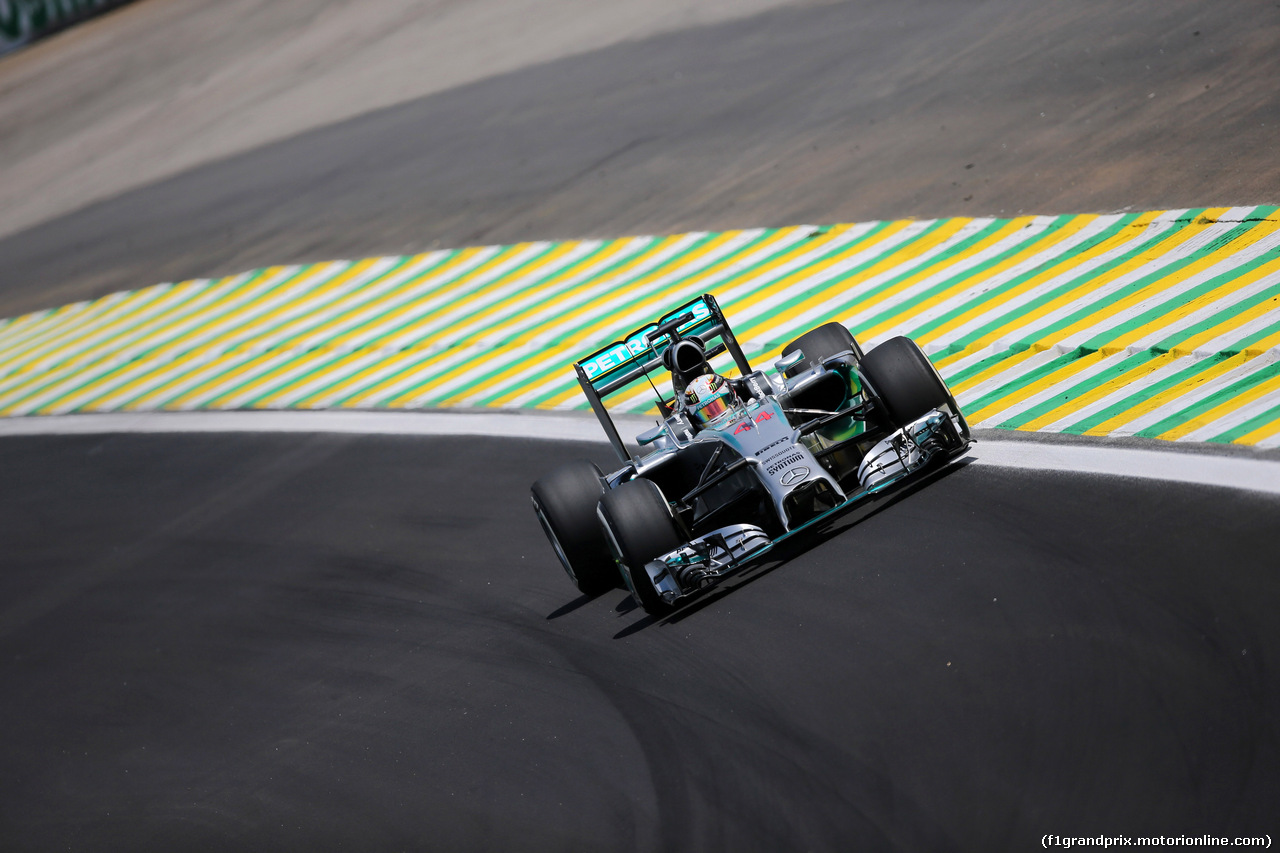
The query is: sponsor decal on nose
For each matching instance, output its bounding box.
[780,467,810,486]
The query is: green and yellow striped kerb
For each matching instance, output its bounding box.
[1,205,1277,446]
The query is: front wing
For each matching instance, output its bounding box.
[642,408,970,605]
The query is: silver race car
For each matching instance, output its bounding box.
[531,293,972,615]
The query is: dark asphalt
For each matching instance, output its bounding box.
[1,432,1276,851]
[2,0,1280,316]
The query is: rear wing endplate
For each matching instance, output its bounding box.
[573,294,753,463]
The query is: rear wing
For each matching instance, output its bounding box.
[574,294,754,463]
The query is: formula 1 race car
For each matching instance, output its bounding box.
[531,293,972,615]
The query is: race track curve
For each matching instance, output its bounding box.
[1,432,1275,851]
[3,1,1279,849]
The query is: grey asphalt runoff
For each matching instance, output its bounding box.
[1,433,1277,851]
[2,0,1280,316]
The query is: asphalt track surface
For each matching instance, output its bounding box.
[2,432,1277,850]
[3,0,1280,316]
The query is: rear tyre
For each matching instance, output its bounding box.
[531,460,617,595]
[781,322,864,378]
[859,335,955,428]
[598,479,683,616]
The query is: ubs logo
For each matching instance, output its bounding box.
[780,467,810,486]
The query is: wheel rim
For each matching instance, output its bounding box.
[598,509,640,599]
[531,497,578,584]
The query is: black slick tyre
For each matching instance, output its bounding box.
[781,322,864,377]
[598,479,683,616]
[859,335,955,428]
[531,460,617,595]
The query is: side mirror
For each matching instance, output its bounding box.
[774,350,805,375]
[636,424,665,446]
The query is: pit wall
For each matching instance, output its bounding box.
[1,0,129,55]
[0,206,1277,447]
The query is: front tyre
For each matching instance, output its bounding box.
[531,460,617,595]
[859,335,958,428]
[781,322,864,378]
[598,479,683,616]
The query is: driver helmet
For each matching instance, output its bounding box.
[684,373,739,427]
